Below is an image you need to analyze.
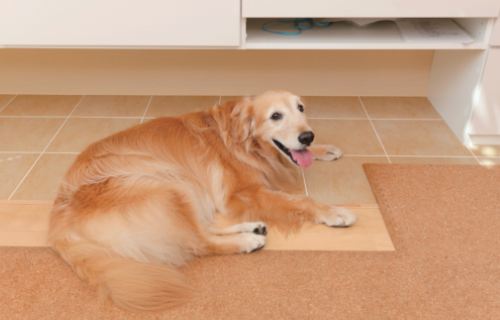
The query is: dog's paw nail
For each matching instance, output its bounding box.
[319,146,342,161]
[249,222,267,235]
[253,225,267,235]
[326,151,340,160]
[250,245,264,253]
[320,208,357,228]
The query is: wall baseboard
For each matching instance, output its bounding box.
[0,49,433,96]
[469,134,500,145]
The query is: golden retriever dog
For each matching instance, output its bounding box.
[49,89,356,311]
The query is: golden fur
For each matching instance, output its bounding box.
[49,90,356,311]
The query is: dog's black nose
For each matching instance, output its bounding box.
[298,131,315,146]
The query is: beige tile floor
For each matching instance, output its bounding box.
[1,94,495,204]
[0,95,500,204]
[1,94,497,251]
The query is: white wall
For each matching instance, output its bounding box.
[0,49,433,96]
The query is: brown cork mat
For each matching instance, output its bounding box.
[1,164,500,319]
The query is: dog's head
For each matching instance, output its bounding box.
[232,90,314,168]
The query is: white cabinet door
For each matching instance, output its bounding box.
[470,48,500,136]
[243,0,500,18]
[0,0,240,47]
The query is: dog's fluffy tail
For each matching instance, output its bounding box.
[73,252,193,311]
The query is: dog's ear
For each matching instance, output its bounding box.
[231,97,255,143]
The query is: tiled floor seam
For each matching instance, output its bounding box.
[0,116,68,118]
[301,169,309,197]
[0,200,379,208]
[369,119,443,121]
[357,96,391,164]
[0,152,484,158]
[7,95,86,200]
[140,95,153,124]
[465,145,482,165]
[387,155,479,158]
[0,116,446,121]
[307,118,443,121]
[0,116,144,119]
[0,95,18,113]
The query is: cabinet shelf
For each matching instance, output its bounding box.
[245,18,491,50]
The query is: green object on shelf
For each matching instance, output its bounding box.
[262,18,333,36]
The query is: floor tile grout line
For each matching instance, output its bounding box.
[73,116,143,119]
[0,115,445,121]
[370,119,443,121]
[307,118,367,120]
[0,94,18,114]
[7,95,86,200]
[6,161,47,200]
[140,95,154,124]
[385,155,477,158]
[465,145,482,165]
[0,200,379,208]
[342,155,390,157]
[357,96,391,164]
[0,115,67,118]
[0,115,446,121]
[0,151,43,154]
[0,116,145,119]
[301,169,308,197]
[44,151,82,155]
[0,151,487,158]
[42,95,86,152]
[307,118,443,121]
[344,155,479,158]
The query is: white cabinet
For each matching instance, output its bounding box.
[0,0,240,48]
[243,0,500,18]
[245,18,492,50]
[491,18,500,46]
[469,48,500,143]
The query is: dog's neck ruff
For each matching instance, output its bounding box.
[207,104,301,193]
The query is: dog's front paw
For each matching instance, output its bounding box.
[239,233,266,253]
[317,207,356,227]
[239,222,267,235]
[311,145,343,161]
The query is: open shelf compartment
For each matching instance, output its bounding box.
[245,18,492,50]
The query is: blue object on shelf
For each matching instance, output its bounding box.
[262,18,333,36]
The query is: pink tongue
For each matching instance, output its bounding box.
[290,148,313,168]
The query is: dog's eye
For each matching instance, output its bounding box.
[298,104,304,112]
[271,113,282,121]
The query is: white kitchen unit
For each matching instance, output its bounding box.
[0,0,497,50]
[492,13,500,45]
[0,0,241,48]
[244,18,492,50]
[468,37,500,144]
[242,0,499,18]
[1,0,500,144]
